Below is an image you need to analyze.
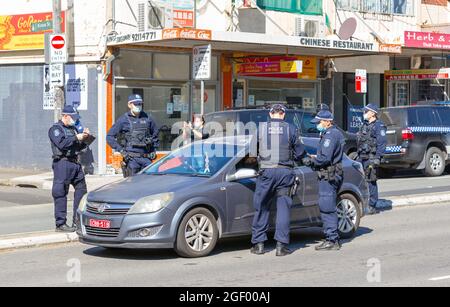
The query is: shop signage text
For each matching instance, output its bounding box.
[379,44,402,54]
[236,60,303,75]
[385,68,450,80]
[106,31,162,45]
[299,37,376,52]
[0,11,65,51]
[234,56,317,80]
[163,28,212,40]
[404,31,450,50]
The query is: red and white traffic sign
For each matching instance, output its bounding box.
[51,35,65,49]
[355,69,367,94]
[49,34,68,63]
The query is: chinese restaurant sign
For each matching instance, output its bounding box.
[0,11,65,51]
[404,31,450,50]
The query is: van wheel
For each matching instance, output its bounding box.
[423,147,445,177]
[175,208,218,258]
[337,193,361,239]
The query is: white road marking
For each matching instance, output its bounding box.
[429,275,450,281]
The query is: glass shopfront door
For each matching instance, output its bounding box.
[115,82,191,151]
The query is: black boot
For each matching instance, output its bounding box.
[56,224,76,233]
[315,240,341,251]
[250,242,265,255]
[366,206,380,215]
[276,242,293,256]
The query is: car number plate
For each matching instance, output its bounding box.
[89,219,111,229]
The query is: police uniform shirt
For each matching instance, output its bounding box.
[48,121,87,158]
[106,111,159,153]
[314,126,345,168]
[373,120,387,159]
[359,120,387,159]
[259,119,306,168]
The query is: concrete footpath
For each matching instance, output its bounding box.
[1,169,450,252]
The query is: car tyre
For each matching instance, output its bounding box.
[175,207,219,258]
[423,147,445,177]
[337,193,361,239]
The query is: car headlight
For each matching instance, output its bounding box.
[79,194,88,212]
[127,192,174,215]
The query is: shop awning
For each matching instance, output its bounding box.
[106,28,389,58]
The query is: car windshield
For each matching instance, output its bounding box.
[144,142,244,177]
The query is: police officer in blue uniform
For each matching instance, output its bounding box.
[251,104,306,256]
[357,103,387,215]
[48,106,90,232]
[309,110,345,251]
[107,94,160,177]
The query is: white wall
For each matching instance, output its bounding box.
[420,3,450,27]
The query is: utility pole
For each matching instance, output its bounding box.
[52,0,65,122]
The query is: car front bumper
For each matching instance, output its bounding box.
[77,207,176,249]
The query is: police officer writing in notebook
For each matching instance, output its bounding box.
[107,94,159,177]
[48,106,91,232]
[309,109,345,251]
[357,104,387,215]
[251,104,306,256]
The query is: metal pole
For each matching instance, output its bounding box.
[201,80,205,115]
[52,0,65,122]
[193,0,197,28]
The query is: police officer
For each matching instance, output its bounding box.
[48,106,90,232]
[357,103,387,215]
[251,104,306,257]
[309,110,345,251]
[107,94,160,177]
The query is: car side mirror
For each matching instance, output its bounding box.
[226,168,258,182]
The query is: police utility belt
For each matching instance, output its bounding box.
[317,163,343,181]
[53,155,79,163]
[124,152,153,159]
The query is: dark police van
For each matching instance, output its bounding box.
[204,108,358,158]
[379,105,450,177]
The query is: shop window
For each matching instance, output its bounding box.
[115,82,190,151]
[114,50,152,79]
[193,83,217,115]
[257,0,322,15]
[336,0,414,15]
[153,54,190,80]
[248,80,317,111]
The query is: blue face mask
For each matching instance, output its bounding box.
[317,124,327,133]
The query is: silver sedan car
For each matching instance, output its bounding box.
[77,136,369,257]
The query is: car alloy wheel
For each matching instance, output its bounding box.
[337,198,357,235]
[430,153,443,172]
[185,214,214,252]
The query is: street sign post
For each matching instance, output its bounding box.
[193,44,212,115]
[355,69,367,106]
[50,63,64,87]
[31,20,53,32]
[49,34,68,63]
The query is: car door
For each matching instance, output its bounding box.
[292,166,321,226]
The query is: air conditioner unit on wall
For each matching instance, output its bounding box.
[295,16,326,37]
[138,1,173,31]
